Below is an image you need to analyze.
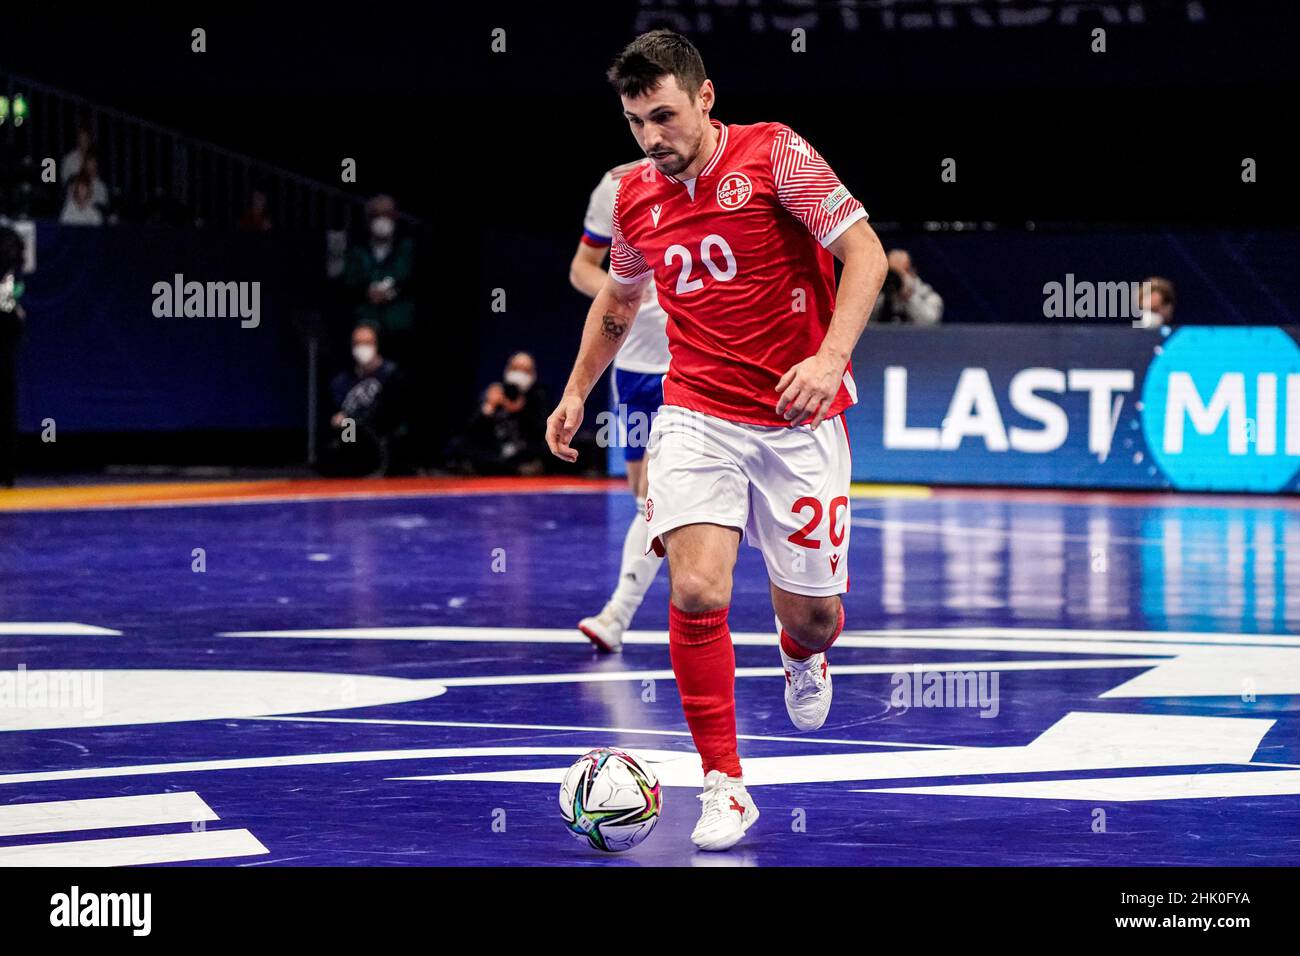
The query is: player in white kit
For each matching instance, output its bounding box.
[569,160,672,652]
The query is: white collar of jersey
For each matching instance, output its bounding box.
[664,119,728,184]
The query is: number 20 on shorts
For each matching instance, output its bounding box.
[788,496,848,550]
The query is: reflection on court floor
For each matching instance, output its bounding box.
[0,479,1297,865]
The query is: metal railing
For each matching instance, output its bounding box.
[0,70,414,232]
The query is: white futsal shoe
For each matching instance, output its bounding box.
[779,637,833,731]
[691,770,759,852]
[578,603,627,653]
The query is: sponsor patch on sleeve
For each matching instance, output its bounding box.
[821,185,851,214]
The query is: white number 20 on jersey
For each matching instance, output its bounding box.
[665,234,737,294]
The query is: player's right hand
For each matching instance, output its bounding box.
[546,394,585,463]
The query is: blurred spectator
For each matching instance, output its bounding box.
[0,225,25,488]
[60,125,94,183]
[59,176,103,226]
[342,194,416,363]
[79,152,111,211]
[1134,276,1176,328]
[319,323,411,477]
[238,189,274,233]
[871,248,944,325]
[445,352,550,476]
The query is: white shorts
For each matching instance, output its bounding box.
[643,405,852,597]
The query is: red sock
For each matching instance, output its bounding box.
[780,603,846,659]
[669,603,742,778]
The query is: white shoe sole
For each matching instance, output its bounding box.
[577,619,621,653]
[692,805,759,852]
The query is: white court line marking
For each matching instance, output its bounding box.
[0,623,121,636]
[398,713,1276,789]
[891,627,1300,647]
[0,829,267,867]
[0,792,216,837]
[250,716,962,750]
[1,724,1288,792]
[0,650,1173,735]
[857,769,1300,802]
[0,747,643,786]
[0,669,446,735]
[217,624,1300,649]
[426,659,1168,689]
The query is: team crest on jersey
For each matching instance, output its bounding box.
[716,173,753,210]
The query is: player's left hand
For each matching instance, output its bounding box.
[775,353,845,429]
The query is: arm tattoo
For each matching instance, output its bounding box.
[600,313,627,343]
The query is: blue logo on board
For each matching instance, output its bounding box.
[1141,327,1300,492]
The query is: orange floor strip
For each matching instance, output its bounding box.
[0,476,626,512]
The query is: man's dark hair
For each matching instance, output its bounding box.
[607,30,706,100]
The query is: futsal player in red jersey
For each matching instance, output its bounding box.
[547,30,888,850]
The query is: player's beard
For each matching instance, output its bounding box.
[648,148,687,177]
[648,125,705,177]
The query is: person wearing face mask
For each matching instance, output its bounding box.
[446,351,552,476]
[319,322,411,477]
[342,194,417,365]
[1133,276,1175,329]
[502,363,537,401]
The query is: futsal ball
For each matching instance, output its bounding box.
[559,748,662,852]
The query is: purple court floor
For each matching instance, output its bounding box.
[1,482,1298,866]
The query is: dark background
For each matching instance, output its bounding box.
[1,0,1297,468]
[5,2,1294,226]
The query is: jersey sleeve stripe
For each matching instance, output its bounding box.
[610,183,652,281]
[770,125,866,245]
[818,206,868,248]
[581,229,612,247]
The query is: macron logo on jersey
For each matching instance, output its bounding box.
[651,204,663,227]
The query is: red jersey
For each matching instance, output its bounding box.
[610,119,867,426]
